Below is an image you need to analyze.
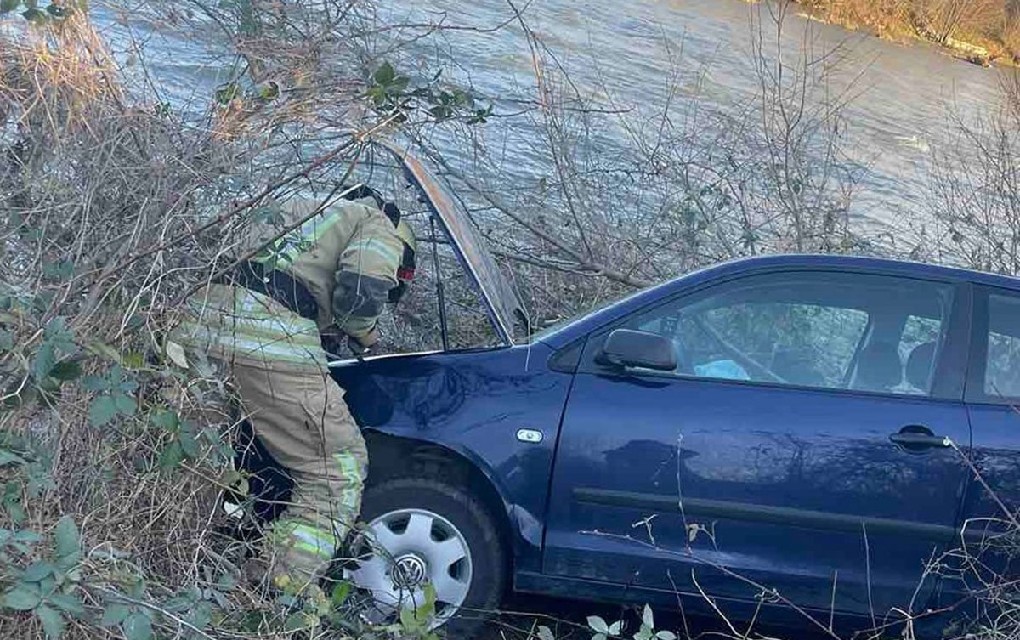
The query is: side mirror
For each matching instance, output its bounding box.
[597,329,677,372]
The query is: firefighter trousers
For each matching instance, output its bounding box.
[168,284,367,588]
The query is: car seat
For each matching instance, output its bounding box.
[854,341,904,393]
[904,341,937,393]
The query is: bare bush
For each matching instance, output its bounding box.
[921,76,1020,274]
[425,1,864,329]
[911,0,1003,44]
[800,0,1018,62]
[0,2,493,636]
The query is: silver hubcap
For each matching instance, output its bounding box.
[346,509,472,626]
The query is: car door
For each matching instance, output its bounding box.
[953,286,1020,609]
[543,269,972,621]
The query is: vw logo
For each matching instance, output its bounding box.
[392,554,428,589]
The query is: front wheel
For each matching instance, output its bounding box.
[343,477,506,637]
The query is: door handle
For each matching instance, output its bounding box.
[889,428,951,450]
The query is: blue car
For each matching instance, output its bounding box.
[235,151,1020,637]
[329,244,1020,637]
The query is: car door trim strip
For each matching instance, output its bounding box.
[574,488,985,543]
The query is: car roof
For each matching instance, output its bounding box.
[537,253,1020,348]
[708,254,1020,288]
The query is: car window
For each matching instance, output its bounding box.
[984,293,1020,400]
[897,314,943,395]
[695,302,869,388]
[626,272,953,395]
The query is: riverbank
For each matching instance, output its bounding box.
[786,0,1020,68]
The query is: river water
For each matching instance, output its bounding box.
[89,0,1005,232]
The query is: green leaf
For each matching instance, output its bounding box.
[257,81,280,100]
[22,560,54,582]
[43,317,72,348]
[608,619,623,636]
[215,571,236,591]
[642,604,654,629]
[21,6,45,22]
[55,551,80,575]
[35,604,64,638]
[0,448,26,466]
[537,626,556,640]
[49,360,81,382]
[85,341,121,364]
[149,409,179,431]
[32,341,56,381]
[398,605,415,630]
[81,375,108,392]
[0,0,21,15]
[284,612,310,632]
[158,441,185,471]
[178,428,199,459]
[374,61,395,86]
[330,581,351,606]
[390,75,409,93]
[88,396,118,427]
[42,260,74,281]
[366,86,386,105]
[14,530,41,544]
[122,352,144,370]
[123,611,153,640]
[655,631,677,640]
[214,83,240,105]
[161,596,188,613]
[53,515,79,560]
[36,576,55,596]
[113,392,135,416]
[3,584,41,610]
[429,105,451,121]
[47,593,84,616]
[3,482,25,524]
[587,616,610,635]
[221,469,248,496]
[119,379,138,394]
[100,603,130,627]
[186,601,212,629]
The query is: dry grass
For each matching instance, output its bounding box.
[0,8,407,637]
[0,14,246,639]
[797,0,1020,64]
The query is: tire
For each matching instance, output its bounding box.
[345,477,506,638]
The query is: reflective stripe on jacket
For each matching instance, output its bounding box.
[245,196,403,340]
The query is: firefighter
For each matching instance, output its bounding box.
[167,185,416,600]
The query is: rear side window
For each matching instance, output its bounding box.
[984,294,1020,399]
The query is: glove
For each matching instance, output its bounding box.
[350,327,380,356]
[320,325,346,358]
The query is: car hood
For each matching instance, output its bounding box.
[374,140,527,345]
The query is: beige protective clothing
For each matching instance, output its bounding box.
[169,195,404,588]
[247,196,405,340]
